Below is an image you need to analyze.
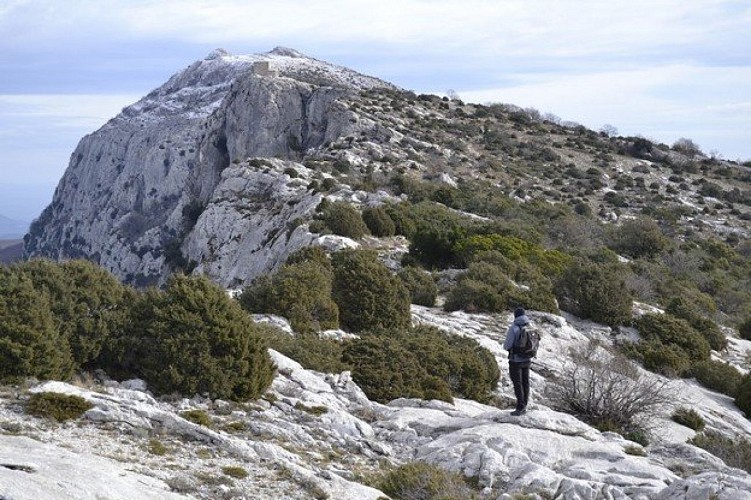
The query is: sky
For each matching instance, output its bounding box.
[1,0,749,222]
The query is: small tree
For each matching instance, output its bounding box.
[672,137,703,157]
[397,266,438,307]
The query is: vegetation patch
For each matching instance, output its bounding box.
[671,407,705,431]
[373,461,481,500]
[26,392,92,422]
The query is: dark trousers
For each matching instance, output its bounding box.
[509,361,531,411]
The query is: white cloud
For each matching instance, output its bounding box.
[0,94,139,128]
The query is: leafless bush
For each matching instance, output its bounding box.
[546,340,674,438]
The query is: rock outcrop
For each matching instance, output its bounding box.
[24,48,394,286]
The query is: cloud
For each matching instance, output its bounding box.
[0,94,139,128]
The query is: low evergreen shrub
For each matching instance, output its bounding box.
[666,297,727,351]
[691,431,751,473]
[322,202,368,239]
[375,461,481,500]
[692,360,742,397]
[736,373,751,419]
[362,206,396,237]
[739,317,751,341]
[131,275,276,401]
[672,407,705,431]
[636,313,711,363]
[332,249,411,333]
[26,392,92,422]
[0,268,74,381]
[397,266,438,307]
[555,259,633,327]
[257,328,349,374]
[181,409,212,427]
[638,341,692,377]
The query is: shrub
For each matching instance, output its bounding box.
[555,259,633,327]
[343,326,499,404]
[739,317,751,341]
[407,202,473,268]
[444,278,507,313]
[222,466,249,479]
[607,218,668,259]
[129,275,276,401]
[0,268,74,381]
[666,297,727,351]
[257,328,349,374]
[397,266,437,307]
[638,341,691,377]
[546,341,672,440]
[240,260,338,334]
[736,373,751,418]
[375,461,480,500]
[342,335,444,403]
[181,409,212,427]
[384,202,416,237]
[636,313,711,363]
[13,259,133,368]
[362,206,396,237]
[691,431,751,474]
[322,202,368,239]
[26,392,92,422]
[332,249,411,333]
[692,360,742,397]
[672,407,705,431]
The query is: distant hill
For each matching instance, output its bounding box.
[0,214,29,239]
[0,239,23,264]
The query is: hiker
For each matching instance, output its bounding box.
[504,307,533,416]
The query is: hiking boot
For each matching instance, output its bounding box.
[510,409,527,416]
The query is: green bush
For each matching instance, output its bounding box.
[555,259,633,327]
[397,266,438,307]
[672,407,705,431]
[222,466,249,479]
[375,461,480,500]
[17,260,133,368]
[638,341,692,377]
[444,259,558,314]
[26,392,92,422]
[342,326,499,404]
[444,278,507,313]
[607,218,668,259]
[736,373,751,418]
[257,327,349,374]
[407,202,473,268]
[384,202,416,237]
[332,249,411,333]
[284,246,332,272]
[181,409,212,427]
[322,202,368,239]
[739,317,751,340]
[342,335,446,403]
[129,275,276,401]
[362,206,396,237]
[691,431,751,474]
[240,260,338,334]
[666,297,727,351]
[692,360,743,397]
[0,268,74,381]
[636,313,711,363]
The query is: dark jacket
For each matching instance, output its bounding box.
[504,314,533,363]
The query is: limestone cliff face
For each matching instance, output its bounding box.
[24,48,394,286]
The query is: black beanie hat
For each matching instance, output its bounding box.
[514,307,525,318]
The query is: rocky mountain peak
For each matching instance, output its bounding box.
[268,46,308,58]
